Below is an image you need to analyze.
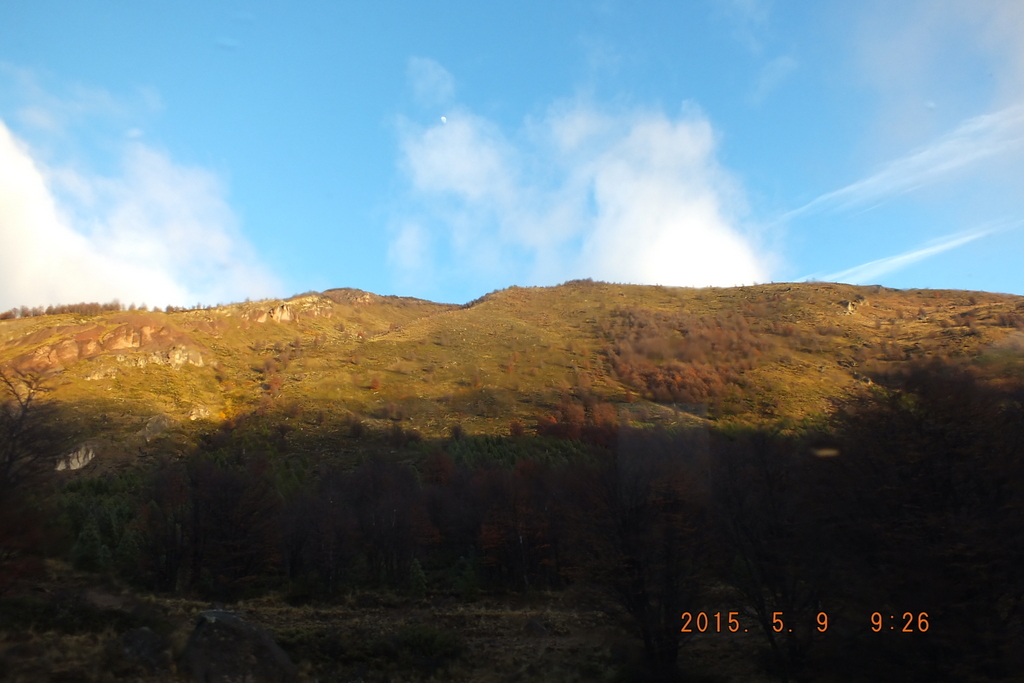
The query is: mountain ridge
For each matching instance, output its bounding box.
[2,280,1023,472]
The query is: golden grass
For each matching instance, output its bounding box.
[1,282,1021,452]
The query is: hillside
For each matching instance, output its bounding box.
[3,280,1024,682]
[2,280,1023,471]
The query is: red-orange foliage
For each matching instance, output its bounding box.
[599,306,768,405]
[536,398,619,446]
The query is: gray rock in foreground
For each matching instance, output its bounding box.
[184,610,298,683]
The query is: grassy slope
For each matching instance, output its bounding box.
[2,281,1022,463]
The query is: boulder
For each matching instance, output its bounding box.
[188,405,211,421]
[168,345,204,368]
[268,305,293,323]
[253,304,294,324]
[139,414,175,443]
[183,610,298,683]
[56,443,96,471]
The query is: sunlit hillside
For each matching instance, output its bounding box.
[2,280,1022,468]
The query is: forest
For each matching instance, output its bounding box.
[2,353,1023,682]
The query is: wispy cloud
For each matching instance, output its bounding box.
[781,103,1024,223]
[407,57,455,108]
[714,0,772,54]
[390,61,769,297]
[812,222,1017,284]
[750,56,797,105]
[0,72,279,310]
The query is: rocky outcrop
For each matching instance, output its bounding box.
[269,304,292,323]
[254,304,294,323]
[114,345,203,369]
[56,443,96,471]
[183,610,298,683]
[84,365,117,381]
[838,294,868,315]
[188,405,211,421]
[6,320,197,373]
[167,346,204,368]
[322,288,378,306]
[138,414,175,443]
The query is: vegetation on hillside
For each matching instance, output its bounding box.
[1,281,1023,681]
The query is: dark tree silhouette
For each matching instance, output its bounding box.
[710,430,840,682]
[568,427,710,681]
[0,369,68,501]
[0,369,71,593]
[831,359,1024,680]
[137,458,190,592]
[186,453,282,599]
[349,457,435,588]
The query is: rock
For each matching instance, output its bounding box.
[102,325,141,350]
[78,339,101,357]
[139,414,175,443]
[269,305,293,323]
[84,589,126,610]
[56,443,96,471]
[84,365,116,381]
[55,339,79,364]
[168,346,203,368]
[183,610,298,683]
[253,304,294,324]
[188,406,211,421]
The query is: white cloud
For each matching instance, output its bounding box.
[0,118,279,310]
[393,90,769,292]
[407,57,455,108]
[781,103,1024,222]
[578,113,764,286]
[818,223,1014,284]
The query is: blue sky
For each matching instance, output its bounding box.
[1,1,1022,308]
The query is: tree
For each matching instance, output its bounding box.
[710,430,839,682]
[478,461,558,591]
[568,427,710,681]
[137,458,190,592]
[0,368,71,592]
[186,453,282,599]
[830,359,1024,680]
[349,457,434,587]
[0,369,68,502]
